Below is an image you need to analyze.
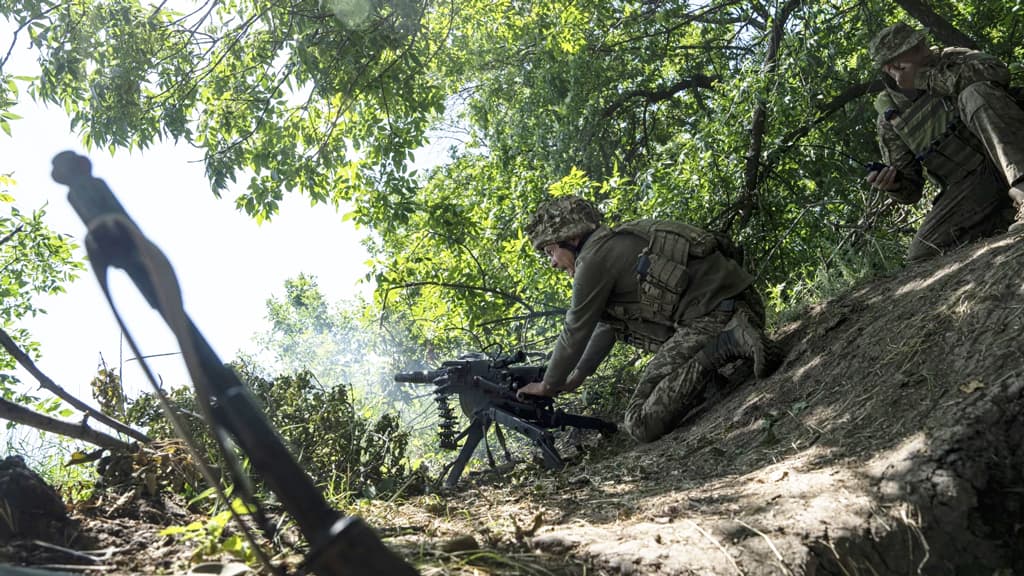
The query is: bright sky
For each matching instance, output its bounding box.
[1,25,379,403]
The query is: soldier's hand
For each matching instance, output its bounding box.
[883,61,920,90]
[517,380,557,399]
[866,165,901,191]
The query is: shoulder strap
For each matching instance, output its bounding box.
[616,219,720,257]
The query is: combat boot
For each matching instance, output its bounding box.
[696,310,783,378]
[1010,201,1024,234]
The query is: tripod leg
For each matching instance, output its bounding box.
[493,423,514,464]
[483,423,497,469]
[444,418,486,489]
[489,408,565,470]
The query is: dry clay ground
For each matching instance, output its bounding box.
[391,231,1024,575]
[3,232,1023,575]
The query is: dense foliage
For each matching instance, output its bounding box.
[5,0,1022,356]
[0,171,84,402]
[124,363,414,499]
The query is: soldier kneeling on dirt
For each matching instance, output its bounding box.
[517,196,784,443]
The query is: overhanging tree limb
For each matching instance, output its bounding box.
[603,75,718,118]
[381,281,533,314]
[892,0,978,49]
[0,327,150,443]
[0,397,132,451]
[765,78,886,169]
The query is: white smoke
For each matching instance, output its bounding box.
[320,0,373,27]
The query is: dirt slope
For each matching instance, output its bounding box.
[3,234,1022,575]
[411,232,1023,575]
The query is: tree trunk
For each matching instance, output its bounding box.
[735,0,801,232]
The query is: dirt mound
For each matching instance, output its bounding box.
[0,444,219,573]
[423,233,1023,575]
[0,455,75,545]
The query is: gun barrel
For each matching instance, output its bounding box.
[394,369,446,384]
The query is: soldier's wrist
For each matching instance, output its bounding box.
[566,370,588,389]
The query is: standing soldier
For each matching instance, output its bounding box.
[516,196,783,443]
[866,22,1024,261]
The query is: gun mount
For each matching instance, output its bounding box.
[396,351,617,488]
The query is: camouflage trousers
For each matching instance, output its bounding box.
[960,81,1024,189]
[623,289,766,443]
[910,160,1013,261]
[909,81,1023,261]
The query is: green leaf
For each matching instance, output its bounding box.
[229,497,255,515]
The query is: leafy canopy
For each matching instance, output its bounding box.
[3,0,1022,358]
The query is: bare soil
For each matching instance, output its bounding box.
[388,232,1024,575]
[3,232,1023,575]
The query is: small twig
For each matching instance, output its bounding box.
[77,546,126,560]
[688,519,743,575]
[737,520,792,575]
[512,511,545,542]
[31,540,100,563]
[35,567,115,573]
[0,224,24,248]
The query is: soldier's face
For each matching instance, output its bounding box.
[882,43,929,90]
[544,244,576,278]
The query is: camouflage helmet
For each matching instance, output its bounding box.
[525,195,603,251]
[869,22,927,66]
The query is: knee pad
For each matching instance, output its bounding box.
[623,418,659,443]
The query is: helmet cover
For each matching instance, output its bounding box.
[869,22,927,66]
[525,196,603,251]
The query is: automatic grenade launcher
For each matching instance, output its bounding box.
[395,351,617,488]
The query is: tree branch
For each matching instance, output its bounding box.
[0,328,150,443]
[382,281,533,313]
[477,309,566,327]
[733,0,801,232]
[0,224,23,248]
[0,397,132,451]
[603,75,718,118]
[893,0,978,49]
[766,78,885,168]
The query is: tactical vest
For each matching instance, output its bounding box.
[874,50,991,189]
[592,220,725,352]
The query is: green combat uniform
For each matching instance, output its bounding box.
[530,206,779,443]
[869,23,1024,260]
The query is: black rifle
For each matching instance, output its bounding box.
[51,151,418,576]
[395,351,617,488]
